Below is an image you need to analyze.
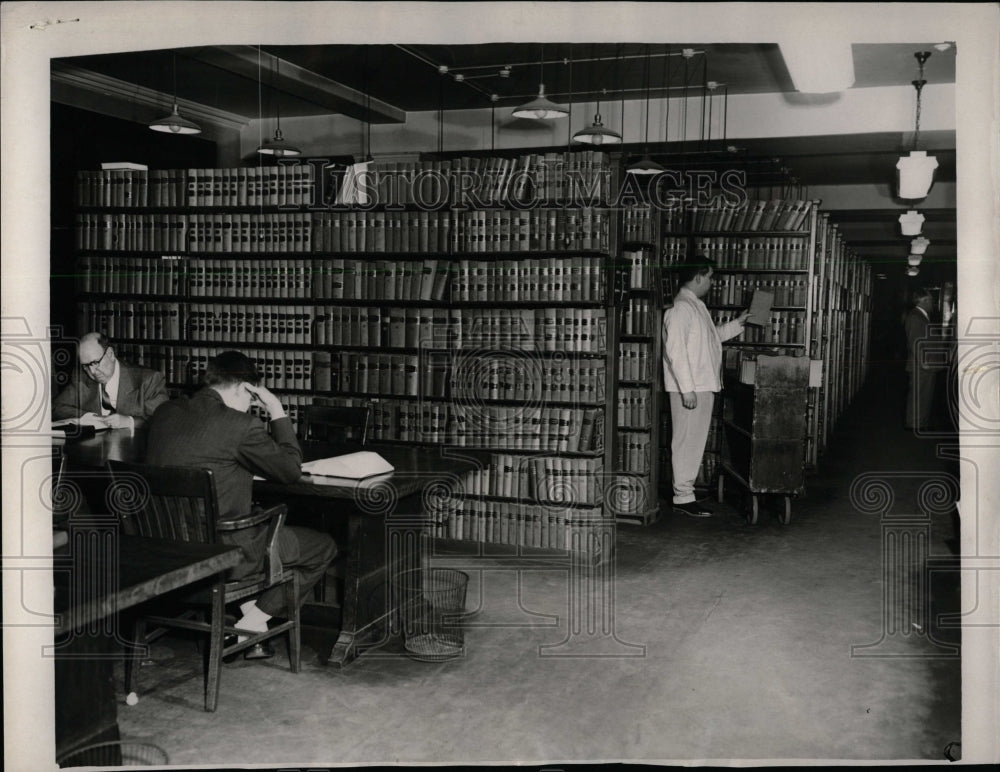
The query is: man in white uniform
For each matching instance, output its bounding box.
[662,257,749,517]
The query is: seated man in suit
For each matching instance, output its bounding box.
[146,350,336,660]
[53,332,168,429]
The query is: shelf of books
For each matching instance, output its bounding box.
[74,153,621,560]
[656,196,821,499]
[617,204,663,525]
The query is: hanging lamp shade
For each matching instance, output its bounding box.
[898,210,925,236]
[513,84,568,119]
[149,103,202,134]
[907,254,923,267]
[573,113,622,145]
[257,127,301,157]
[906,266,920,276]
[897,150,938,199]
[910,236,931,255]
[627,156,665,175]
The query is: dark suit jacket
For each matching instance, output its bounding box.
[145,389,303,579]
[145,388,302,519]
[53,362,168,422]
[904,307,931,374]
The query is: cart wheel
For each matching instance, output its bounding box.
[779,496,792,525]
[746,494,759,526]
[717,473,724,503]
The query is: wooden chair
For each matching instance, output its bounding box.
[106,460,300,712]
[297,403,372,603]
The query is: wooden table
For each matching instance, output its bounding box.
[53,532,240,765]
[254,443,484,667]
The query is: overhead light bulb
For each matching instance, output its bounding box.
[512,84,568,119]
[573,113,622,145]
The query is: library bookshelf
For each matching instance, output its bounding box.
[74,153,632,559]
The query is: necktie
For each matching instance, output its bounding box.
[100,384,115,414]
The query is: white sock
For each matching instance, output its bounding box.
[234,600,272,641]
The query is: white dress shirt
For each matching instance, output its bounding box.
[662,286,744,393]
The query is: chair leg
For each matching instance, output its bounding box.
[286,574,301,673]
[205,582,226,712]
[124,616,146,699]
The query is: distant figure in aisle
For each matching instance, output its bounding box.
[662,257,749,517]
[53,331,168,429]
[146,350,336,660]
[903,287,937,431]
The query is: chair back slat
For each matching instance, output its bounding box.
[107,461,220,544]
[301,403,371,446]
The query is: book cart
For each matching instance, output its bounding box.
[717,354,810,525]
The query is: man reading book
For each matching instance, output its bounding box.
[53,331,168,429]
[146,350,336,660]
[662,257,749,517]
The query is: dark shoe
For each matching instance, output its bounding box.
[243,642,275,660]
[674,501,713,518]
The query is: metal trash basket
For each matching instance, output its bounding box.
[57,740,169,767]
[393,568,470,661]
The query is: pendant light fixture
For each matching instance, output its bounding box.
[628,45,664,175]
[896,51,937,200]
[257,51,300,157]
[898,210,925,236]
[574,46,622,145]
[513,44,569,119]
[149,53,202,134]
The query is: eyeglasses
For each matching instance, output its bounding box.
[81,347,110,369]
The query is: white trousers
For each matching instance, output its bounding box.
[668,391,715,504]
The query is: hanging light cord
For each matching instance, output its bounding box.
[912,53,928,151]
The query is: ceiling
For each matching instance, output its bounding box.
[53,41,958,282]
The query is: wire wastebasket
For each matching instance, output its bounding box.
[57,740,169,767]
[393,568,470,661]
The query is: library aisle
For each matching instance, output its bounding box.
[115,360,960,764]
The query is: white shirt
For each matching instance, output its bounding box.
[662,286,744,393]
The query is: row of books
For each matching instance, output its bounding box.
[78,302,182,341]
[608,475,653,517]
[75,208,613,255]
[425,501,606,550]
[661,236,690,266]
[617,387,653,427]
[623,249,655,291]
[74,212,313,253]
[116,344,319,392]
[706,274,810,308]
[662,198,813,234]
[454,453,606,507]
[711,309,808,345]
[422,358,607,405]
[622,296,656,337]
[76,165,318,209]
[357,151,615,207]
[615,430,652,474]
[619,342,654,382]
[312,258,448,301]
[315,307,609,353]
[77,256,186,296]
[452,207,611,253]
[692,236,811,271]
[622,205,655,244]
[450,256,608,303]
[186,303,314,345]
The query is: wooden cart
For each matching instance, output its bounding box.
[717,354,810,525]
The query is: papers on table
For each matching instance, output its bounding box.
[301,451,395,480]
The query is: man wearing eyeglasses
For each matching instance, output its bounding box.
[53,331,168,429]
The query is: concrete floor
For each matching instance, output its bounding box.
[115,367,961,765]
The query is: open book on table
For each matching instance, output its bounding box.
[300,451,395,480]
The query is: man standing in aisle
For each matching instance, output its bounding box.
[903,287,937,431]
[53,331,168,428]
[146,350,336,660]
[662,257,749,517]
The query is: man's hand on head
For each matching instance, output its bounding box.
[244,383,286,419]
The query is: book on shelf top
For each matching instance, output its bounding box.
[101,162,148,171]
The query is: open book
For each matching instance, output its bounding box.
[301,451,395,480]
